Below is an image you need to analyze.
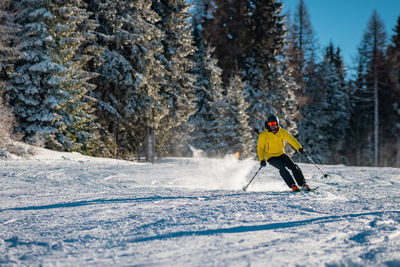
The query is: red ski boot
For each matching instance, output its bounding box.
[291,185,300,192]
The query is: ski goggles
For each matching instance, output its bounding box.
[268,121,277,126]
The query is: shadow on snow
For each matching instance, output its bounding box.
[129,210,400,243]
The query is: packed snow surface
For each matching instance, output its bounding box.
[1,146,400,266]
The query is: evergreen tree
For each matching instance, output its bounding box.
[286,0,324,161]
[324,43,350,163]
[243,0,299,137]
[201,0,299,150]
[388,17,400,86]
[0,0,19,86]
[222,74,253,158]
[6,0,62,145]
[269,63,300,136]
[89,0,165,160]
[6,0,100,154]
[202,0,249,84]
[189,44,225,156]
[286,0,318,95]
[190,6,255,157]
[242,58,271,132]
[284,11,303,94]
[347,57,370,166]
[325,41,346,83]
[188,0,215,26]
[301,52,350,164]
[151,0,197,158]
[0,0,17,142]
[386,16,400,167]
[350,10,389,166]
[45,0,100,154]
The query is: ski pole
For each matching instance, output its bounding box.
[242,166,263,191]
[304,153,328,178]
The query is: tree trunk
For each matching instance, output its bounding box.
[398,134,400,168]
[373,27,379,167]
[374,74,379,166]
[145,126,155,163]
[356,123,360,166]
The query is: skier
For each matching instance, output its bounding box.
[257,114,310,192]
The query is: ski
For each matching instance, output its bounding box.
[308,186,319,192]
[295,186,319,193]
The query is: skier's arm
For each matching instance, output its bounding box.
[282,129,302,152]
[257,132,266,162]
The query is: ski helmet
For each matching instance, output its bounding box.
[265,114,279,128]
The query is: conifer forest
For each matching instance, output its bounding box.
[0,0,400,167]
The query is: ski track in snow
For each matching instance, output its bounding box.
[1,151,400,266]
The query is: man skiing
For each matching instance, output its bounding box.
[257,114,310,192]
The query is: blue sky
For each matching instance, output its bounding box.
[282,0,400,75]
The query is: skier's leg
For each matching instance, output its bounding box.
[268,156,297,188]
[280,154,306,186]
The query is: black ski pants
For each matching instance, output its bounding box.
[267,154,306,188]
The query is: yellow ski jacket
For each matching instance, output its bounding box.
[257,127,302,161]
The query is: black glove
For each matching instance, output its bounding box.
[260,160,266,167]
[299,148,306,154]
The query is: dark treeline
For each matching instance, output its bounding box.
[0,0,399,167]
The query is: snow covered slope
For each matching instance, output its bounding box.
[1,147,400,266]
